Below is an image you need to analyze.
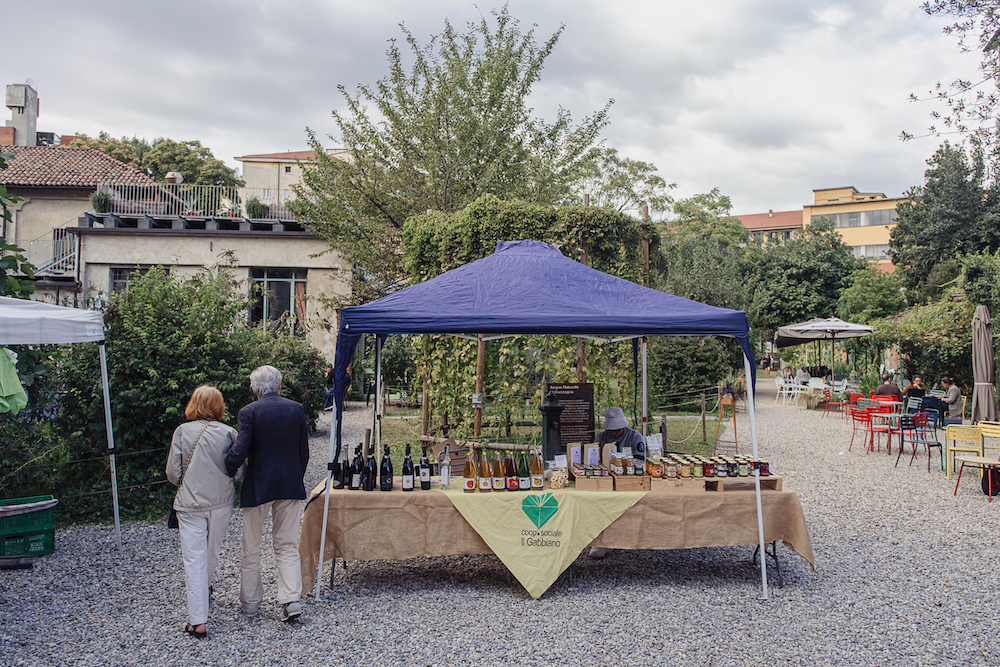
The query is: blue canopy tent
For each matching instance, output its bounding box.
[319,240,770,596]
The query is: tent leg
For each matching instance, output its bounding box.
[315,411,339,601]
[375,336,383,458]
[743,352,768,599]
[641,337,648,442]
[98,343,121,550]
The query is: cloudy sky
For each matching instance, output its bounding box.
[3,0,980,214]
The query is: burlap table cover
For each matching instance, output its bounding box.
[299,480,815,595]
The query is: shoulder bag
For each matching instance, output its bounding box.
[167,421,210,529]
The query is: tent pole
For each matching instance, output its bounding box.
[98,343,121,550]
[641,337,648,441]
[315,407,339,600]
[743,351,769,599]
[375,336,383,460]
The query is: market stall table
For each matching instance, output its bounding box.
[299,479,815,598]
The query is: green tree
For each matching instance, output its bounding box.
[836,266,907,323]
[142,139,243,186]
[570,147,676,219]
[51,267,325,521]
[293,8,611,301]
[71,132,152,171]
[660,190,760,311]
[0,151,34,297]
[907,1,1000,151]
[73,134,242,186]
[889,142,993,297]
[752,218,864,334]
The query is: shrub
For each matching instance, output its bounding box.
[89,188,113,213]
[245,196,267,219]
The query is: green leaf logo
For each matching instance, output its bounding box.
[522,492,559,528]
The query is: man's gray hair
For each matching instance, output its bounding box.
[250,365,282,396]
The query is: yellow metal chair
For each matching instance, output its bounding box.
[945,424,983,479]
[977,421,1000,458]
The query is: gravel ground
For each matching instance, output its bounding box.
[3,388,1000,666]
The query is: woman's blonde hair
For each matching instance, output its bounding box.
[185,385,226,421]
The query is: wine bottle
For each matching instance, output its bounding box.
[349,444,362,490]
[504,450,518,491]
[463,447,477,493]
[478,449,492,492]
[401,444,415,491]
[529,448,544,490]
[419,445,431,490]
[362,445,377,491]
[379,444,393,491]
[517,451,530,491]
[491,450,505,491]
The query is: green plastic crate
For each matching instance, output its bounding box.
[0,495,56,557]
[1,529,54,557]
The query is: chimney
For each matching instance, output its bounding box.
[768,209,773,218]
[5,82,39,146]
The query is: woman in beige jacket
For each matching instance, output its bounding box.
[166,386,243,639]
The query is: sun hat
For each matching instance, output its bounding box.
[603,407,628,430]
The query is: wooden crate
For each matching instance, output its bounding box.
[704,475,783,492]
[650,476,705,493]
[612,474,651,492]
[574,477,614,492]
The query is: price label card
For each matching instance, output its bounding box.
[553,454,567,469]
[472,393,483,409]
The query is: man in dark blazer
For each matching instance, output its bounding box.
[226,365,309,622]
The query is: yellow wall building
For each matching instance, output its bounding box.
[737,186,906,270]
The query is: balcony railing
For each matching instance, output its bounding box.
[27,224,75,275]
[94,184,296,220]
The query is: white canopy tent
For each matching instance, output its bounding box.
[0,296,121,548]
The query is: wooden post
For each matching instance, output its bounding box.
[421,372,430,436]
[661,413,667,450]
[640,204,650,287]
[701,392,707,443]
[474,335,485,438]
[578,196,590,382]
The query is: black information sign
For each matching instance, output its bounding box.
[548,382,595,446]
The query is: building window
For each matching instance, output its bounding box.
[262,188,270,199]
[109,267,159,293]
[285,165,292,173]
[851,245,891,261]
[812,209,899,228]
[284,189,290,201]
[249,268,307,329]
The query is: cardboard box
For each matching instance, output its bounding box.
[612,474,651,492]
[650,476,705,493]
[574,476,614,492]
[584,443,601,466]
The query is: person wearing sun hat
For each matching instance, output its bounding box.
[596,407,645,457]
[590,407,645,559]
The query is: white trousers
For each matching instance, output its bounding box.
[241,499,302,612]
[177,506,233,626]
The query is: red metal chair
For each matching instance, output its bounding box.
[849,408,871,452]
[822,388,848,419]
[867,404,893,455]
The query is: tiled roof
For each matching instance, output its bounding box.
[0,146,154,187]
[736,210,803,230]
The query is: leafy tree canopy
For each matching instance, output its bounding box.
[889,142,998,297]
[660,189,760,312]
[73,133,242,186]
[907,1,1000,151]
[293,8,636,301]
[570,147,676,219]
[836,266,906,323]
[751,218,864,334]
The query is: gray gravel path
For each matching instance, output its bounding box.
[3,389,1000,666]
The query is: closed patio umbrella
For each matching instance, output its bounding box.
[971,304,998,423]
